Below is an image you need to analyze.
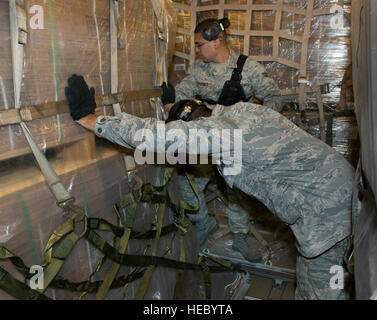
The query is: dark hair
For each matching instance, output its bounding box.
[165,99,212,123]
[194,18,230,41]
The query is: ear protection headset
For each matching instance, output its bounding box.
[201,18,230,41]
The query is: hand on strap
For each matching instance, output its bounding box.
[65,74,96,120]
[161,82,175,105]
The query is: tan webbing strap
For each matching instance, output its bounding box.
[37,203,86,293]
[178,169,200,211]
[172,170,194,300]
[0,165,202,299]
[198,255,211,300]
[173,225,186,299]
[1,241,146,297]
[0,88,162,127]
[96,192,137,300]
[201,254,233,271]
[38,231,82,294]
[133,167,174,300]
[43,215,76,265]
[0,266,50,300]
[133,193,166,300]
[0,246,15,260]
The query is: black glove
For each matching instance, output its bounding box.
[161,82,175,105]
[65,74,96,120]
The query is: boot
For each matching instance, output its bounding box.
[195,215,219,246]
[232,233,262,263]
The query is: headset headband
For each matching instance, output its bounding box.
[201,18,230,41]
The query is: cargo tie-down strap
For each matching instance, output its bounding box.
[0,166,232,300]
[3,0,230,300]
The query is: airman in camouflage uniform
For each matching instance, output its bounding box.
[175,48,282,112]
[164,19,282,254]
[92,102,354,299]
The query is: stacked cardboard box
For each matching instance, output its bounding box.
[171,0,352,103]
[0,0,199,300]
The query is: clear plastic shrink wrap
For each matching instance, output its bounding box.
[171,0,357,166]
[172,0,352,105]
[0,0,200,300]
[0,0,357,300]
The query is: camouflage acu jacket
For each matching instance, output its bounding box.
[94,102,354,258]
[175,49,283,112]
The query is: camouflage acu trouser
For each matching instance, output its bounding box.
[178,164,250,234]
[295,237,351,300]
